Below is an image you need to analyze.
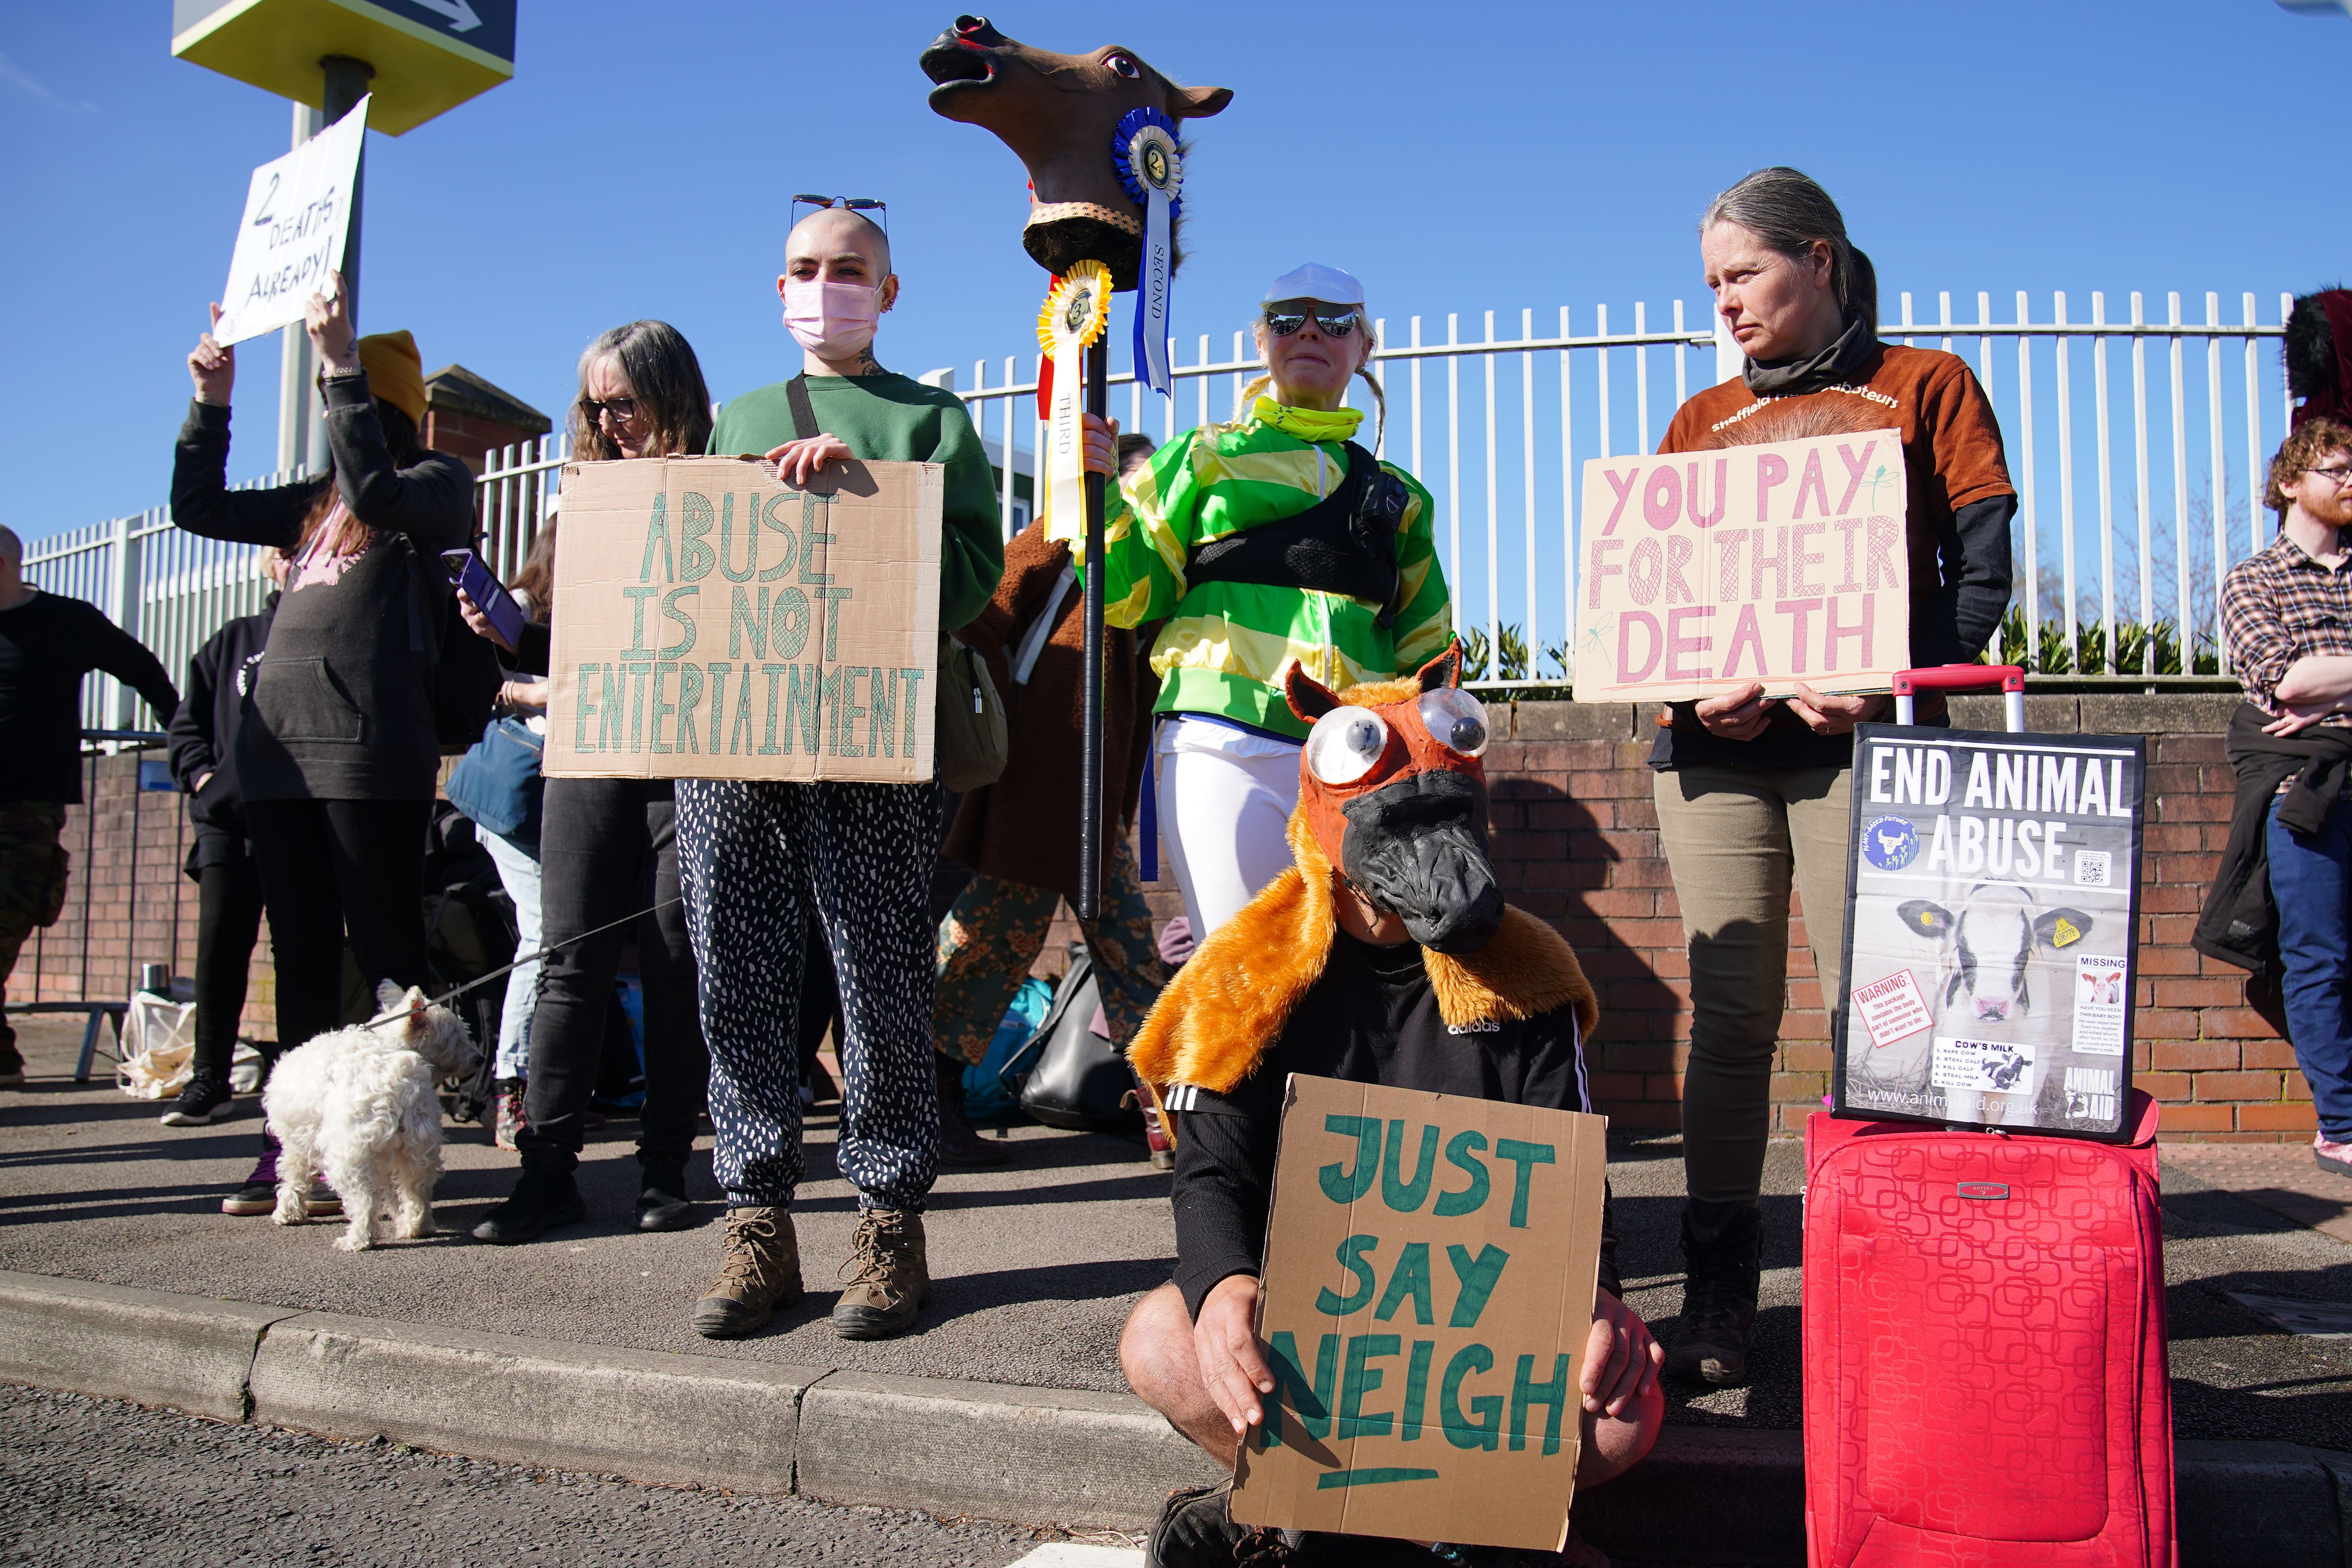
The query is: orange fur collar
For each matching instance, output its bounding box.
[1126,810,1600,1095]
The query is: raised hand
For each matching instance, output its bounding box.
[188,304,235,406]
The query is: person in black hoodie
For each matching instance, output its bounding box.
[173,275,477,1213]
[158,549,287,1128]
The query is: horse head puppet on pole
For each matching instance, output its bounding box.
[1287,645,1507,955]
[918,15,1232,288]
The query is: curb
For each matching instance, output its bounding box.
[3,1268,2349,1562]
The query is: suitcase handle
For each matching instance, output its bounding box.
[1891,663,2026,730]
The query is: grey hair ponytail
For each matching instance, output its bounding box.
[1703,166,1878,328]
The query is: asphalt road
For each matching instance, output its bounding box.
[0,1381,1077,1568]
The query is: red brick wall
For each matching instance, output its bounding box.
[43,696,2302,1140]
[1490,693,2300,1144]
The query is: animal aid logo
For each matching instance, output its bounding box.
[1863,816,1919,871]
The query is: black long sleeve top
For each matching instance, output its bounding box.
[1168,930,1619,1321]
[170,376,474,802]
[0,591,179,804]
[165,594,276,867]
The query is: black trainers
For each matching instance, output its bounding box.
[936,1052,1009,1167]
[0,1044,24,1088]
[1147,1481,1266,1568]
[1664,1199,1762,1388]
[222,1142,340,1217]
[636,1156,695,1232]
[161,1074,235,1126]
[470,1168,587,1245]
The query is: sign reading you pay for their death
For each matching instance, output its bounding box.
[1574,429,1909,701]
[544,456,941,784]
[1231,1075,1607,1552]
[211,97,369,347]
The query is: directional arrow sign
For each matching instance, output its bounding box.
[172,0,517,135]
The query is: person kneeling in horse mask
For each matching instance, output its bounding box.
[1119,648,1661,1568]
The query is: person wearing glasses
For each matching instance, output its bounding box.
[1646,168,2014,1391]
[464,320,718,1247]
[673,197,1004,1344]
[2205,419,2352,1180]
[1074,262,1452,942]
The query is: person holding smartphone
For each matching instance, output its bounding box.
[466,320,716,1244]
[172,274,478,1215]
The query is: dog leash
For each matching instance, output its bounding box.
[364,895,686,1031]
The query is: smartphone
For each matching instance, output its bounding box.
[442,549,526,649]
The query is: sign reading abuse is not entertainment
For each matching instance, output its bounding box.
[544,456,942,784]
[1572,429,1910,702]
[1232,1076,1607,1553]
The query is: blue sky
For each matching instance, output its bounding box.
[5,0,2348,556]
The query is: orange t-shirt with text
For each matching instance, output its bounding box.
[1658,343,2014,609]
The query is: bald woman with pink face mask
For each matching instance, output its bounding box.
[670,199,1006,1346]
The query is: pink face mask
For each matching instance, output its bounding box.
[783,279,884,359]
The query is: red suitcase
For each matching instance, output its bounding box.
[1802,1091,2174,1566]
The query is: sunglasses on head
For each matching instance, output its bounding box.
[792,194,888,230]
[1263,299,1360,338]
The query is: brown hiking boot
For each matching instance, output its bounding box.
[831,1208,930,1340]
[691,1205,803,1339]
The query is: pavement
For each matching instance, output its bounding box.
[9,1016,2352,1562]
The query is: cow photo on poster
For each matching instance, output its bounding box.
[1831,725,2147,1139]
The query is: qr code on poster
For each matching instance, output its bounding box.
[2073,850,2112,888]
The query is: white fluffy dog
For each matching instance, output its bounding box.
[263,981,479,1251]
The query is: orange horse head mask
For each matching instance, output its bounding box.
[1284,644,1504,954]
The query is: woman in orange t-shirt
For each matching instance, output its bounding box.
[1647,168,2016,1391]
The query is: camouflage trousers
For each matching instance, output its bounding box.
[0,800,70,1065]
[933,836,1170,1065]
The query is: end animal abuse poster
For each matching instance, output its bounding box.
[1831,725,2146,1139]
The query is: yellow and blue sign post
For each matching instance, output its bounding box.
[171,0,516,468]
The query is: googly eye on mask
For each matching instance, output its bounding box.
[1305,705,1390,785]
[1417,686,1489,758]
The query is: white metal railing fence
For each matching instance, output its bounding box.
[30,286,2292,720]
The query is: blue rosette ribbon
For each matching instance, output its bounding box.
[1112,107,1183,400]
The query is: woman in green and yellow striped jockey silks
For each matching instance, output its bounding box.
[1076,261,1452,942]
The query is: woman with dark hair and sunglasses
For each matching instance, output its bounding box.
[466,320,718,1244]
[1077,263,1452,942]
[173,273,477,1215]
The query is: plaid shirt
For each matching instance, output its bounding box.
[2223,531,2352,724]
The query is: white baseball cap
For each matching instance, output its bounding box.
[1263,263,1365,307]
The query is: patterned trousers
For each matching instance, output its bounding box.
[933,836,1170,1064]
[675,779,942,1212]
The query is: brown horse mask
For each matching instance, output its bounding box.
[1285,645,1506,955]
[918,15,1232,286]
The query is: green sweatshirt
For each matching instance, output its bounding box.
[709,373,1004,632]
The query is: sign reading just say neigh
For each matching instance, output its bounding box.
[544,457,941,784]
[1231,1076,1607,1552]
[1573,430,1910,701]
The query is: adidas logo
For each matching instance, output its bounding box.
[1447,1020,1502,1035]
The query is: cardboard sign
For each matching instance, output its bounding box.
[1831,726,2147,1138]
[543,456,942,784]
[1573,430,1910,701]
[212,98,369,347]
[1231,1074,1608,1552]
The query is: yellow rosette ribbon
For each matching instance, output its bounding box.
[1037,260,1111,542]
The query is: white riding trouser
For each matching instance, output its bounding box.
[1154,716,1303,940]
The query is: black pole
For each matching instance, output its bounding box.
[1079,334,1109,920]
[321,56,373,327]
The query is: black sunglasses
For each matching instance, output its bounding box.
[1263,299,1360,339]
[581,395,637,425]
[792,194,888,230]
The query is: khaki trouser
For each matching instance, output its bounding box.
[1652,765,1852,1206]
